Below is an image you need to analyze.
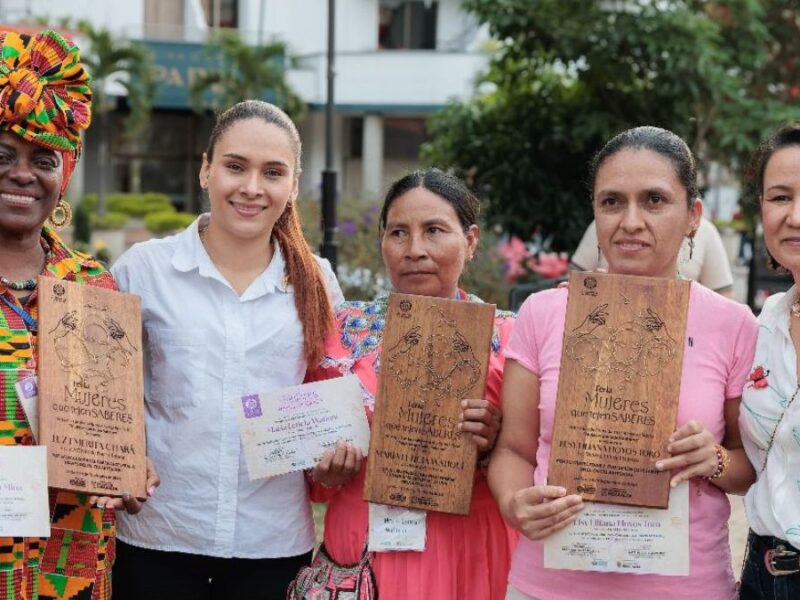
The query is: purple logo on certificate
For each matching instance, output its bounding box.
[241,394,263,419]
[19,377,37,399]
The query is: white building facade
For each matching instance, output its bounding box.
[0,0,490,204]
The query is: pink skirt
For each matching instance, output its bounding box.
[322,470,517,600]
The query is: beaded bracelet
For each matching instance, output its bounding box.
[706,444,731,480]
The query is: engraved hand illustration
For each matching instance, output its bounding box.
[49,310,79,337]
[104,317,137,355]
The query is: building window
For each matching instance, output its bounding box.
[348,116,427,160]
[384,117,427,159]
[201,0,238,28]
[379,1,437,50]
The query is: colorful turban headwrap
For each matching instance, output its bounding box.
[0,30,93,193]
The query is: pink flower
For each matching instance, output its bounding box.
[747,365,769,389]
[498,236,532,283]
[526,253,569,279]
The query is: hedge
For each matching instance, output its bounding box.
[144,211,196,233]
[81,193,174,217]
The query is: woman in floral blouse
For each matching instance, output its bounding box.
[309,168,517,599]
[739,124,800,599]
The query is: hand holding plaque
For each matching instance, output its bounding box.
[37,277,147,499]
[548,272,690,508]
[364,293,495,516]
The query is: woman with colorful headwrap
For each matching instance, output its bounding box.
[0,29,158,599]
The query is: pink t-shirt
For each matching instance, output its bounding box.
[504,283,757,600]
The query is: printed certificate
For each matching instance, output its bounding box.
[368,503,427,552]
[0,445,50,537]
[543,481,689,575]
[235,375,370,480]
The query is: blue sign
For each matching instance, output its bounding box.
[143,40,285,109]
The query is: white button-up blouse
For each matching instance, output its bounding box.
[740,285,800,547]
[111,216,344,558]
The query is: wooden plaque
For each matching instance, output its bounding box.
[364,293,495,515]
[548,272,690,508]
[37,277,147,498]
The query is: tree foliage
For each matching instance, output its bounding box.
[75,20,156,137]
[421,0,800,250]
[189,33,305,120]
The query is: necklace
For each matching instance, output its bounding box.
[0,238,52,291]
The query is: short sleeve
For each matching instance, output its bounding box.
[505,296,542,375]
[697,219,734,292]
[315,256,345,306]
[570,221,600,271]
[110,246,141,294]
[725,306,758,399]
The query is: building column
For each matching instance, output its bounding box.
[129,159,143,194]
[362,113,384,200]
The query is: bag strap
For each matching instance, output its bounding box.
[759,383,800,474]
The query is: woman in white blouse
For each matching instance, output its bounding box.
[110,101,351,599]
[739,124,800,598]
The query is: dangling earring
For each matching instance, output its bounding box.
[48,198,72,229]
[688,233,696,261]
[597,244,601,263]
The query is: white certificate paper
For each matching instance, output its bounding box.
[0,445,50,537]
[368,503,427,552]
[235,375,370,480]
[543,481,689,576]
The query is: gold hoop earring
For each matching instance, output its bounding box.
[48,198,72,229]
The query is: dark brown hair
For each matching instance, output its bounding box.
[747,123,800,272]
[589,126,699,208]
[748,123,800,198]
[379,168,480,232]
[206,100,333,366]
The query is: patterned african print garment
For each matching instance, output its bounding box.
[0,227,116,600]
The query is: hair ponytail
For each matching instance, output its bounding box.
[273,202,333,367]
[206,100,335,367]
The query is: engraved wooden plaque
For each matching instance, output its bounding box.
[548,272,690,508]
[38,277,147,498]
[364,293,495,515]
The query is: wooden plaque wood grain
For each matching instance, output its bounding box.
[37,277,147,498]
[547,272,690,508]
[364,293,495,515]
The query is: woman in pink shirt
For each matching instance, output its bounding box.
[489,126,758,600]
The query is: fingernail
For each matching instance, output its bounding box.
[655,462,664,470]
[147,486,155,497]
[557,487,567,496]
[461,400,467,407]
[96,502,105,509]
[122,493,131,500]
